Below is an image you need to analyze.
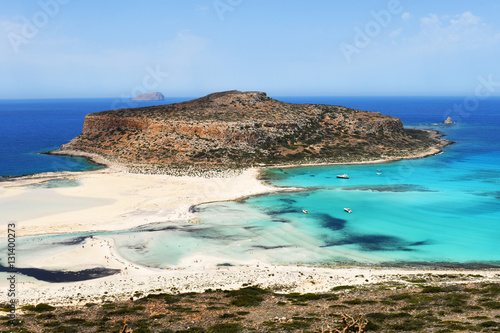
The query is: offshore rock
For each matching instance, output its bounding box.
[132,92,165,101]
[444,116,454,124]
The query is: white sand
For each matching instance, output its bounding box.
[0,167,280,238]
[0,165,498,307]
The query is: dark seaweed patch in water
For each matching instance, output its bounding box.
[53,236,87,246]
[341,184,435,192]
[450,170,500,183]
[181,227,214,234]
[0,265,119,283]
[253,245,291,250]
[270,218,291,223]
[475,170,500,179]
[266,207,299,216]
[185,228,243,241]
[409,240,434,246]
[323,234,430,252]
[475,191,500,200]
[243,226,262,231]
[195,234,243,241]
[279,198,297,205]
[313,213,347,231]
[126,245,147,251]
[130,224,179,233]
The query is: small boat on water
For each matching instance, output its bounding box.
[302,209,309,214]
[376,172,382,175]
[336,174,349,179]
[377,169,382,172]
[344,208,352,214]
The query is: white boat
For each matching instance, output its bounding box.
[336,174,349,179]
[344,208,352,214]
[376,172,382,175]
[302,209,309,214]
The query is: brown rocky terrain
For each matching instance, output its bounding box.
[59,90,447,168]
[3,278,499,332]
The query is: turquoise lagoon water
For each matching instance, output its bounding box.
[110,97,500,267]
[1,97,499,276]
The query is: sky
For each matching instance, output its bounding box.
[1,0,500,99]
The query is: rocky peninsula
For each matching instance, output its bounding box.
[57,90,448,169]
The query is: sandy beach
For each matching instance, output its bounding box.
[1,146,499,307]
[0,165,280,239]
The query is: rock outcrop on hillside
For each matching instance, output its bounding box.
[59,90,445,167]
[132,92,165,101]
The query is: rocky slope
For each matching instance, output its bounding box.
[59,90,446,167]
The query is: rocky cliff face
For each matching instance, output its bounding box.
[60,90,441,166]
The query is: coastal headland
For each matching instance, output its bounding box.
[53,90,450,169]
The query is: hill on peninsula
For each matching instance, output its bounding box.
[59,90,446,168]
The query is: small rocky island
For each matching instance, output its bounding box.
[132,92,165,101]
[444,116,454,124]
[58,90,447,168]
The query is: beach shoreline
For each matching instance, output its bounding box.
[0,127,451,238]
[3,132,495,308]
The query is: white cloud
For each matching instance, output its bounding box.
[450,11,481,26]
[390,28,402,38]
[415,11,496,50]
[401,12,411,21]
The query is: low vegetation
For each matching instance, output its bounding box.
[2,281,498,332]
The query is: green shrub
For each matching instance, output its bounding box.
[227,286,268,307]
[482,301,500,309]
[21,303,55,312]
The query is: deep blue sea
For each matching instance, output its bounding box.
[1,96,499,269]
[0,98,190,177]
